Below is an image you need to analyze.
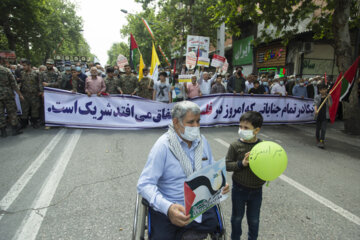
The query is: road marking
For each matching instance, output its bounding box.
[13,129,82,240]
[213,138,360,226]
[259,133,269,138]
[279,175,360,226]
[0,129,67,221]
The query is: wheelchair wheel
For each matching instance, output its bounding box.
[132,194,148,240]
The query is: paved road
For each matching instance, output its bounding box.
[0,122,359,240]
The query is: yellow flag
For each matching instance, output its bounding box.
[150,42,160,76]
[138,53,145,81]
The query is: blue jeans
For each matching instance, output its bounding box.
[231,183,262,240]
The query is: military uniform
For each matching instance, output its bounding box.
[39,69,61,92]
[0,65,21,135]
[119,74,139,94]
[60,71,73,91]
[19,70,41,122]
[105,76,121,94]
[137,77,154,99]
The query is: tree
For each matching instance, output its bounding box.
[209,0,360,134]
[120,0,219,66]
[0,0,94,66]
[107,42,130,66]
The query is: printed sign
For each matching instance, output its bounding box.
[186,52,197,70]
[179,75,192,83]
[186,35,210,59]
[211,54,226,68]
[44,88,316,130]
[184,158,227,222]
[197,57,210,67]
[117,54,129,69]
[222,59,229,74]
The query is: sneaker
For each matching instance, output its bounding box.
[44,126,51,130]
[318,140,325,149]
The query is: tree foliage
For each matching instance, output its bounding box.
[0,0,94,66]
[107,42,130,66]
[208,0,360,48]
[116,0,219,67]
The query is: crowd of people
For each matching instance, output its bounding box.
[0,56,338,138]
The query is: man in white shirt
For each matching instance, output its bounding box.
[198,66,219,95]
[245,74,255,93]
[271,78,287,96]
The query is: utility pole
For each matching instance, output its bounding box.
[217,22,225,56]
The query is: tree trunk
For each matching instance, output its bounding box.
[333,0,360,134]
[3,21,16,50]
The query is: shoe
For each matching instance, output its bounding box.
[12,125,23,136]
[20,119,28,129]
[1,127,7,138]
[318,140,325,149]
[44,126,51,130]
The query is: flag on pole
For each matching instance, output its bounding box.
[329,73,343,123]
[138,54,145,81]
[150,42,161,81]
[158,45,171,66]
[340,56,359,102]
[141,18,155,41]
[130,33,139,70]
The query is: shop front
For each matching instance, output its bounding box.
[256,42,287,77]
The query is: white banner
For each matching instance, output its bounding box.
[44,88,315,130]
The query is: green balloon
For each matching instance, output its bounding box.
[249,141,288,181]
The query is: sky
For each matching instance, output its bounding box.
[74,0,144,66]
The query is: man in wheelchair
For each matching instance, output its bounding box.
[137,101,229,240]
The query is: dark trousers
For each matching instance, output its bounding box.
[316,119,327,141]
[149,207,218,240]
[231,183,262,240]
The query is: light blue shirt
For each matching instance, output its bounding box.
[137,132,214,216]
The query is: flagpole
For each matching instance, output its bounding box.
[316,75,344,113]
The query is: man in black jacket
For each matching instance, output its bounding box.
[227,66,246,94]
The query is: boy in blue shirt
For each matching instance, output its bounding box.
[226,111,265,240]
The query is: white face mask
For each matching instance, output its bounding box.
[180,124,200,141]
[238,128,254,140]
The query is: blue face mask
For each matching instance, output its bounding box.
[65,67,71,71]
[166,71,170,76]
[75,66,81,72]
[279,81,284,85]
[262,82,268,86]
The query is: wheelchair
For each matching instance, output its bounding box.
[132,193,226,240]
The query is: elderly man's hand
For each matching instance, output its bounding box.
[168,204,190,227]
[222,183,230,195]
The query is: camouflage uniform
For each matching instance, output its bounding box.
[119,74,139,94]
[39,69,61,92]
[19,70,41,121]
[137,77,154,99]
[0,65,20,128]
[105,76,121,94]
[60,71,73,90]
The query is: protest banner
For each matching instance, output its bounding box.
[197,57,210,67]
[211,54,226,68]
[184,158,227,222]
[186,35,210,58]
[186,52,197,70]
[44,87,315,130]
[222,59,229,74]
[117,54,128,70]
[179,75,192,83]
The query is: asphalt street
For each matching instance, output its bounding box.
[0,121,359,240]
